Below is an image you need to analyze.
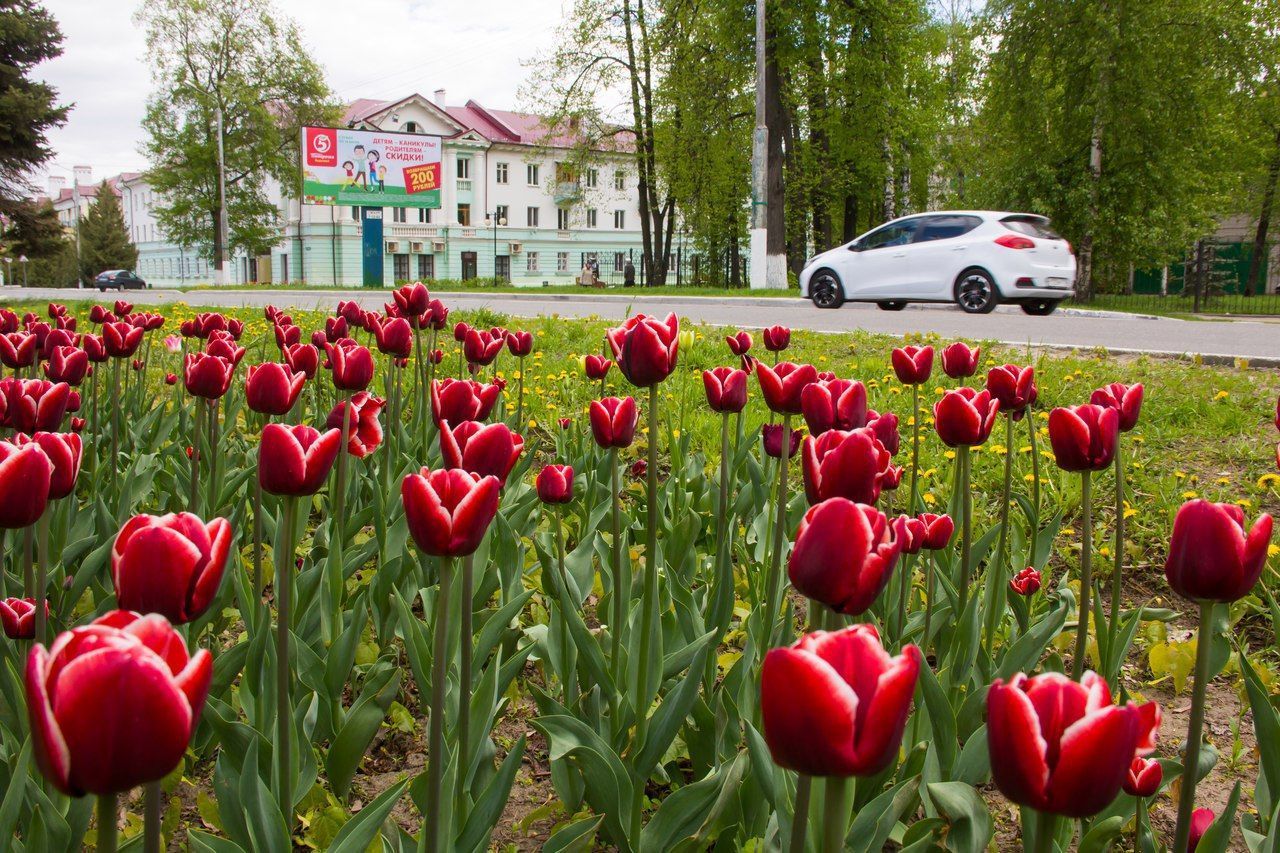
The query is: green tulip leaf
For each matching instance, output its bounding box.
[327,777,409,853]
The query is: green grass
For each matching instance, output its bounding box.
[1084,293,1280,318]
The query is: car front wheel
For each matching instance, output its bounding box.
[1021,299,1060,316]
[955,269,999,314]
[809,269,844,309]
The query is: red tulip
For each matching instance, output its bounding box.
[987,671,1160,817]
[183,353,235,400]
[703,366,748,413]
[630,458,648,478]
[920,513,954,549]
[112,513,232,624]
[19,432,81,500]
[70,417,85,433]
[102,321,144,358]
[867,410,901,455]
[986,364,1037,419]
[26,611,212,795]
[1123,756,1162,798]
[584,354,613,380]
[244,363,306,416]
[756,361,818,414]
[892,515,927,554]
[324,316,349,343]
[1009,567,1042,596]
[891,345,934,385]
[536,464,574,504]
[89,305,112,325]
[430,378,502,425]
[203,333,244,366]
[325,340,374,391]
[464,328,504,366]
[789,498,901,615]
[1090,382,1144,433]
[402,468,501,557]
[113,299,134,317]
[506,330,533,357]
[934,387,999,447]
[40,327,76,360]
[1189,808,1214,851]
[273,323,302,349]
[44,345,88,386]
[940,342,980,378]
[1165,499,1273,602]
[0,332,37,368]
[440,420,524,484]
[453,321,472,342]
[801,378,868,435]
[394,282,432,322]
[373,316,413,358]
[1,597,46,639]
[337,299,365,326]
[0,439,51,528]
[761,624,920,776]
[1048,404,1119,471]
[558,417,571,430]
[326,391,386,458]
[81,334,107,363]
[589,396,639,449]
[762,423,802,459]
[0,308,17,333]
[606,312,680,387]
[762,325,791,352]
[257,424,342,496]
[725,331,753,356]
[283,343,319,379]
[801,428,892,506]
[1,378,71,433]
[427,298,449,330]
[164,372,177,385]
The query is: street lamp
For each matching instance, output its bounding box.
[18,255,27,287]
[483,211,506,283]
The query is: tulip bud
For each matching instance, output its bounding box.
[1048,404,1119,471]
[891,345,934,385]
[431,378,502,425]
[725,331,752,356]
[1189,808,1214,851]
[801,428,891,506]
[506,330,534,357]
[1165,499,1273,603]
[0,597,46,639]
[165,373,177,385]
[756,361,818,415]
[892,515,927,554]
[801,378,868,435]
[1009,567,1041,596]
[703,366,748,413]
[245,362,307,416]
[1090,382,1144,432]
[183,352,235,400]
[584,354,613,381]
[867,410,901,455]
[629,458,648,478]
[986,364,1037,420]
[558,417,571,430]
[1122,756,1162,798]
[70,417,85,433]
[605,313,680,387]
[589,397,639,449]
[258,424,342,496]
[934,387,999,447]
[762,325,790,352]
[464,328,504,366]
[325,340,374,391]
[940,342,980,378]
[762,423,801,459]
[537,464,574,504]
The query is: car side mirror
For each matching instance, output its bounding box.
[848,241,863,252]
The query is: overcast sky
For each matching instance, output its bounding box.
[34,0,566,188]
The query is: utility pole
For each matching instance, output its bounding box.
[72,176,82,287]
[749,0,769,289]
[215,104,229,286]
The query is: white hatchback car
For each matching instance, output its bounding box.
[798,211,1076,315]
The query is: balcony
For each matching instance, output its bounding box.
[385,224,439,239]
[456,179,473,192]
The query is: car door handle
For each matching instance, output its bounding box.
[951,246,967,251]
[892,252,906,258]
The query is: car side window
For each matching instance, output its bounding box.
[860,219,921,251]
[912,215,983,243]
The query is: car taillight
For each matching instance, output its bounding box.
[1065,240,1074,255]
[995,234,1036,250]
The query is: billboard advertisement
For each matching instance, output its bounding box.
[300,126,442,209]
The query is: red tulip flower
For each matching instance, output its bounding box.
[102,321,144,358]
[44,345,89,386]
[867,410,901,455]
[373,316,413,358]
[394,282,432,323]
[1165,499,1273,603]
[1189,808,1214,851]
[258,424,342,496]
[1048,404,1119,471]
[536,464,574,504]
[164,373,177,386]
[273,323,302,349]
[606,312,680,387]
[919,513,954,550]
[1123,757,1162,798]
[283,343,319,379]
[987,671,1160,818]
[762,325,790,352]
[725,331,753,356]
[589,396,639,448]
[2,378,71,433]
[506,330,533,357]
[26,611,213,796]
[0,332,37,369]
[789,498,901,615]
[703,366,748,413]
[183,353,235,400]
[81,334,107,363]
[934,387,999,447]
[583,354,613,381]
[245,363,305,416]
[440,420,524,485]
[756,361,818,415]
[430,378,502,425]
[941,342,980,378]
[801,428,892,506]
[1090,382,1144,432]
[112,513,232,624]
[326,340,374,391]
[986,364,1037,420]
[801,378,868,435]
[402,468,501,557]
[453,321,472,342]
[336,299,364,326]
[891,345,934,385]
[113,299,134,317]
[19,432,81,500]
[464,328,504,366]
[326,391,386,458]
[0,439,51,528]
[1009,567,1042,596]
[761,624,920,776]
[892,514,927,554]
[762,423,802,459]
[1,597,46,639]
[324,316,349,343]
[40,327,76,360]
[89,305,112,324]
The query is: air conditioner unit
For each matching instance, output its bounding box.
[431,239,445,253]
[385,241,400,253]
[509,241,523,254]
[410,241,425,253]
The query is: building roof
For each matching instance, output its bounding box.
[47,172,141,204]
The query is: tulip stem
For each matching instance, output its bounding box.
[632,382,662,834]
[206,399,220,514]
[909,384,920,513]
[985,414,1016,653]
[788,774,812,853]
[21,525,33,601]
[1031,811,1060,853]
[111,357,121,506]
[275,496,298,821]
[253,427,266,624]
[143,780,162,853]
[609,446,625,699]
[821,774,850,853]
[1172,599,1216,853]
[456,553,474,821]
[97,792,118,853]
[515,354,525,428]
[34,512,50,646]
[189,399,201,514]
[710,413,733,638]
[956,446,972,619]
[328,391,352,646]
[765,414,793,647]
[553,504,575,705]
[1106,440,1125,676]
[1028,413,1041,535]
[424,556,454,853]
[922,550,935,655]
[1072,471,1093,680]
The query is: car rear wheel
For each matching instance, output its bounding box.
[809,269,844,309]
[1021,299,1060,316]
[877,301,907,311]
[955,269,998,314]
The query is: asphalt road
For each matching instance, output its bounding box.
[6,286,1279,363]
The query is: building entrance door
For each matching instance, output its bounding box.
[461,251,478,280]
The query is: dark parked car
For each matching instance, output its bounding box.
[94,270,148,291]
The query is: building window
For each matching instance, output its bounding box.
[394,253,410,280]
[557,208,571,230]
[457,203,471,226]
[526,206,539,227]
[613,210,626,229]
[586,208,597,228]
[418,254,433,279]
[496,162,508,184]
[403,121,421,133]
[351,206,359,220]
[557,251,569,272]
[418,208,431,223]
[586,168,598,188]
[527,164,539,186]
[392,208,407,223]
[495,204,508,224]
[614,252,626,272]
[614,170,625,190]
[526,251,539,272]
[456,157,470,179]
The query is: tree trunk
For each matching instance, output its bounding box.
[1245,128,1280,297]
[764,10,788,285]
[620,0,654,285]
[842,193,858,242]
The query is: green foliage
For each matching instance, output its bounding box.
[78,182,138,283]
[0,0,68,204]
